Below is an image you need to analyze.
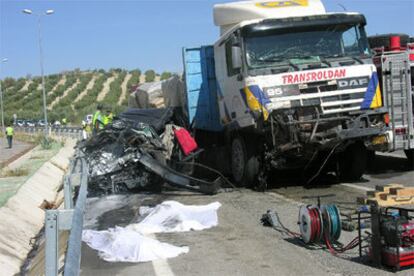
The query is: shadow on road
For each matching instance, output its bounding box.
[366,154,412,179]
[265,153,412,189]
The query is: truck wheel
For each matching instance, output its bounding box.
[404,150,414,170]
[366,150,376,172]
[231,136,259,187]
[338,142,367,182]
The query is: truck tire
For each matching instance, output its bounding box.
[338,142,367,182]
[366,150,376,172]
[368,33,410,48]
[404,150,414,170]
[231,136,260,187]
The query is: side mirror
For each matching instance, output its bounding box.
[231,46,242,70]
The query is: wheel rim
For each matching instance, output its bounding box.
[232,138,245,183]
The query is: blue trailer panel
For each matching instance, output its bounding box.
[183,46,223,131]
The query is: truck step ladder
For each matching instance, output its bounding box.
[381,52,414,151]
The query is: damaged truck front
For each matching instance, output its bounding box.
[183,0,388,187]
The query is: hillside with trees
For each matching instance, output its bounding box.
[0,68,174,124]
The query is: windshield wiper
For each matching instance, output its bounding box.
[315,57,332,67]
[293,56,332,68]
[256,57,300,71]
[350,56,364,65]
[323,54,364,65]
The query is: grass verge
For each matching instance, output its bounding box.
[0,141,62,207]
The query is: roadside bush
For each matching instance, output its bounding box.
[1,167,29,177]
[39,136,54,150]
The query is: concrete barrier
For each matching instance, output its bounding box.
[0,139,76,275]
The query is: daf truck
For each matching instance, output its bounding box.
[182,0,388,186]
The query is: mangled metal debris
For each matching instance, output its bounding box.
[78,108,222,197]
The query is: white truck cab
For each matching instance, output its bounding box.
[213,0,382,129]
[183,1,388,186]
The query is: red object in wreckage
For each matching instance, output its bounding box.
[174,128,198,156]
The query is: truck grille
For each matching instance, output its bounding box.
[268,80,368,115]
[299,81,337,94]
[299,81,366,114]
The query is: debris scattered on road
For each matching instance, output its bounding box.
[261,210,301,238]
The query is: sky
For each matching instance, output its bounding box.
[0,0,413,79]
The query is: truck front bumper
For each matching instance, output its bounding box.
[273,107,388,150]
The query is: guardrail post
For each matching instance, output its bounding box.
[64,176,73,209]
[43,156,87,275]
[45,210,59,276]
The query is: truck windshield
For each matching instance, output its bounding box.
[244,24,370,69]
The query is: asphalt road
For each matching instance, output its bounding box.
[0,138,32,166]
[270,151,413,209]
[80,152,414,276]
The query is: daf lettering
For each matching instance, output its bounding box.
[338,78,369,88]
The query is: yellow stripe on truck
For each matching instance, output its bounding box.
[370,85,382,109]
[244,86,269,120]
[255,0,309,8]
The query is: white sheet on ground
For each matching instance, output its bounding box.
[129,201,222,234]
[82,201,221,263]
[82,227,189,262]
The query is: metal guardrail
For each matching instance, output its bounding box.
[44,153,88,276]
[14,126,83,139]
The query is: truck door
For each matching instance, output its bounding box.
[215,37,254,128]
[381,52,414,151]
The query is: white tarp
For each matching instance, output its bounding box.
[129,201,221,234]
[82,227,189,262]
[82,201,221,263]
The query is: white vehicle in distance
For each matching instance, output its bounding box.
[25,120,36,127]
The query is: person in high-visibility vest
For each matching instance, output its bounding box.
[103,108,114,126]
[5,123,14,149]
[92,104,105,135]
[62,118,67,126]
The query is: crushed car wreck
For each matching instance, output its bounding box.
[78,108,223,197]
